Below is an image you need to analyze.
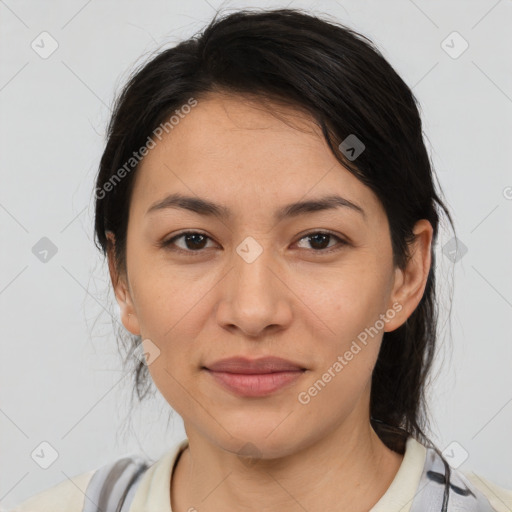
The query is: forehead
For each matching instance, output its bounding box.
[145,93,333,174]
[130,93,384,225]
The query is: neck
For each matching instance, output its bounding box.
[171,417,404,512]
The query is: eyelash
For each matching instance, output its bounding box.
[159,230,348,256]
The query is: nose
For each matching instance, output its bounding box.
[215,241,293,338]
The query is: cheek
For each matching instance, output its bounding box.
[296,272,386,415]
[128,250,214,339]
[297,259,392,394]
[304,258,393,343]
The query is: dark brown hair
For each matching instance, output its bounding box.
[94,7,455,452]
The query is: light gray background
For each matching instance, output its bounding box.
[1,0,511,508]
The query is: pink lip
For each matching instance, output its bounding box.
[203,357,307,397]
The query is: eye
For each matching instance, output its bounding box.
[160,231,217,255]
[159,230,348,256]
[295,231,348,253]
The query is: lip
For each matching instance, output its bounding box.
[205,356,306,374]
[203,356,307,398]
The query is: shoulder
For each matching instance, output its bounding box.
[416,440,512,512]
[395,436,512,512]
[9,439,189,512]
[462,471,512,512]
[9,469,96,512]
[129,438,189,510]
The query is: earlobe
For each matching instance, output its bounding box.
[385,219,433,332]
[114,279,141,336]
[106,231,141,336]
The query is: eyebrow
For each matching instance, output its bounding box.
[146,192,366,222]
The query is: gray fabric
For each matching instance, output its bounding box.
[409,446,497,511]
[82,456,150,512]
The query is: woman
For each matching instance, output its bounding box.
[11,7,511,512]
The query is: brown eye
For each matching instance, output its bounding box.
[161,231,215,253]
[160,230,347,256]
[296,232,347,253]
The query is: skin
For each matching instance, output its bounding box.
[107,92,433,511]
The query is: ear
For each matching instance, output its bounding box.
[106,231,141,336]
[384,219,433,332]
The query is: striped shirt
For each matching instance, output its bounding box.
[10,436,512,512]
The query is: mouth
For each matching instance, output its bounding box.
[202,356,307,397]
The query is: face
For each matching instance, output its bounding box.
[108,92,432,459]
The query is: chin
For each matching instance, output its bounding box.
[225,437,298,462]
[212,423,304,461]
